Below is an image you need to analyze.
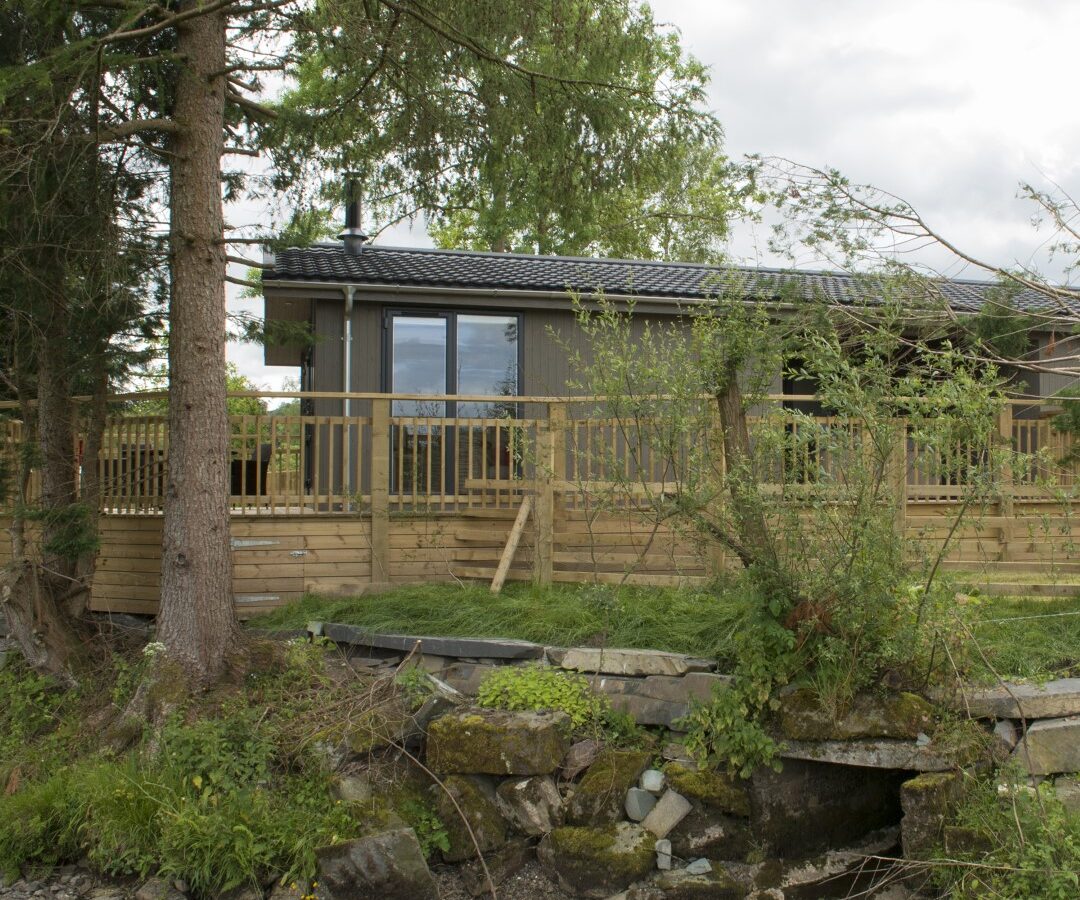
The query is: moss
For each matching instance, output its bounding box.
[656,866,747,899]
[540,823,655,896]
[567,748,651,825]
[426,709,570,776]
[663,762,751,817]
[779,689,935,741]
[432,775,507,863]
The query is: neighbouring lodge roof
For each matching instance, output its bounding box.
[264,243,1073,315]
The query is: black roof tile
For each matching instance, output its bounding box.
[264,244,1072,315]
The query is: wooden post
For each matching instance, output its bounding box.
[370,398,391,584]
[892,419,908,538]
[997,403,1015,519]
[533,402,560,584]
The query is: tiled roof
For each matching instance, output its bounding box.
[264,244,1071,314]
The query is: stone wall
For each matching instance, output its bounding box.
[311,620,1080,898]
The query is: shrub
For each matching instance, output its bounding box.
[477,664,607,729]
[936,771,1080,899]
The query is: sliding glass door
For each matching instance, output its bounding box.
[387,311,520,497]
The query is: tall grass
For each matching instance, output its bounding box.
[251,581,749,663]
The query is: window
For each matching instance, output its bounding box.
[385,310,521,497]
[386,311,520,414]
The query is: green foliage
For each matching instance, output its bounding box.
[477,664,606,729]
[275,0,738,261]
[0,662,62,766]
[0,648,365,896]
[561,285,1008,773]
[964,286,1039,360]
[938,771,1080,898]
[398,798,450,859]
[680,591,795,778]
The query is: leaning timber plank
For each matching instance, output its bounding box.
[491,496,534,594]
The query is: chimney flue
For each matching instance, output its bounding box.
[339,177,368,254]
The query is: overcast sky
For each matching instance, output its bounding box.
[228,0,1080,390]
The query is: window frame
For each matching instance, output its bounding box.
[382,307,524,416]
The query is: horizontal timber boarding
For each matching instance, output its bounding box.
[2,504,1080,618]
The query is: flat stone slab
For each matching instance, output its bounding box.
[556,647,712,677]
[780,739,954,771]
[583,672,732,727]
[945,678,1080,720]
[1012,716,1080,775]
[320,623,545,660]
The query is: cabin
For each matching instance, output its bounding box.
[263,237,1077,412]
[5,217,1080,618]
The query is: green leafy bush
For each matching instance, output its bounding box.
[477,664,606,728]
[936,771,1080,899]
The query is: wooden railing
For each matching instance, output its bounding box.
[0,393,1077,516]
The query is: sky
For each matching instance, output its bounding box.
[227,0,1080,390]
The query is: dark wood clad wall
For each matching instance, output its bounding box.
[316,295,696,400]
[312,299,344,415]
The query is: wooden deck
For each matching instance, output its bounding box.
[3,392,1080,615]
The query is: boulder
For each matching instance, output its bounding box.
[945,678,1080,720]
[1053,774,1080,814]
[667,806,753,861]
[426,709,570,776]
[625,787,658,822]
[779,690,935,742]
[640,769,666,794]
[655,838,672,870]
[566,749,652,825]
[561,739,602,779]
[537,822,657,898]
[314,828,438,900]
[134,879,186,900]
[663,763,751,817]
[495,776,563,836]
[641,790,693,838]
[459,839,532,898]
[899,771,964,859]
[1012,716,1080,775]
[330,772,373,806]
[442,663,496,696]
[432,775,508,863]
[581,673,731,727]
[750,759,906,858]
[557,647,708,677]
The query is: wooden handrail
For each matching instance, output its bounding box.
[0,391,1070,410]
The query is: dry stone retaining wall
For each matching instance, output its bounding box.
[310,621,1080,898]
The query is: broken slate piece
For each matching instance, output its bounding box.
[685,858,712,876]
[641,789,692,839]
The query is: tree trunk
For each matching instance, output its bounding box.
[157,2,239,687]
[714,362,781,576]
